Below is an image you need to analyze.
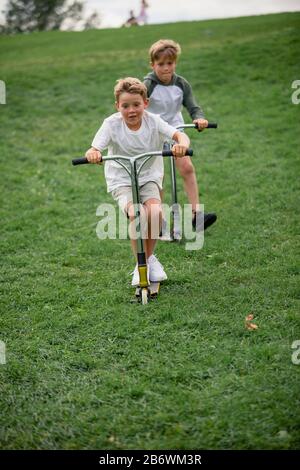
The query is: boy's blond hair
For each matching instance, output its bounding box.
[149,39,181,64]
[114,77,148,102]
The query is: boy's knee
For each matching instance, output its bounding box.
[144,200,162,220]
[144,200,161,238]
[177,159,195,177]
[128,204,148,239]
[127,203,146,219]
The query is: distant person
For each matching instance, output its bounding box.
[143,39,217,231]
[123,10,138,27]
[137,0,149,25]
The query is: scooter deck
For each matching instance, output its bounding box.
[135,282,160,298]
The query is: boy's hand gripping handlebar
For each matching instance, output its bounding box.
[72,157,99,165]
[161,148,193,157]
[191,122,218,130]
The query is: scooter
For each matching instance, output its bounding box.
[164,122,217,241]
[72,147,193,304]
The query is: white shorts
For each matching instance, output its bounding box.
[111,181,161,214]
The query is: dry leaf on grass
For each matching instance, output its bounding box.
[246,322,258,330]
[245,313,258,330]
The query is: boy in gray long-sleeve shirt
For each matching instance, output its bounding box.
[144,39,217,231]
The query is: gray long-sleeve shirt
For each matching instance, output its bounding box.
[144,71,205,127]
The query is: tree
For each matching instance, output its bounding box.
[0,0,86,33]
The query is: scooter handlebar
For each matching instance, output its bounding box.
[162,148,193,157]
[72,148,194,164]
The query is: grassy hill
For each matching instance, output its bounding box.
[0,12,299,449]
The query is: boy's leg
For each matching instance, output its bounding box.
[112,184,160,259]
[112,183,167,284]
[143,197,167,282]
[126,201,147,259]
[111,186,146,260]
[175,155,199,211]
[127,198,162,267]
[175,156,217,230]
[143,198,162,258]
[126,202,149,287]
[141,183,167,282]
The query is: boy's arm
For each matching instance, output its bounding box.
[181,78,208,130]
[86,120,111,164]
[171,131,190,158]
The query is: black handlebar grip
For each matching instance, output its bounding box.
[162,148,193,157]
[194,122,218,129]
[72,157,89,165]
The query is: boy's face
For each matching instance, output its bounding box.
[151,56,176,84]
[116,92,148,130]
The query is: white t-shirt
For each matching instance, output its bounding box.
[91,111,177,192]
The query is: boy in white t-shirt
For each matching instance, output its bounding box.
[85,77,190,286]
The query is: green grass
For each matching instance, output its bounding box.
[0,12,300,449]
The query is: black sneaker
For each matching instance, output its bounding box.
[192,212,217,231]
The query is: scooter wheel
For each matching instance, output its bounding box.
[141,288,148,305]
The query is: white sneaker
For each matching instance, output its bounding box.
[148,254,167,282]
[131,263,150,286]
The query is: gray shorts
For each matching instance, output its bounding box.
[111,181,161,214]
